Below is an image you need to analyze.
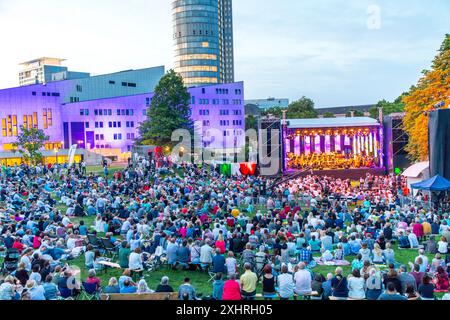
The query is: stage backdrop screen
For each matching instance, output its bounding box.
[428,109,450,179]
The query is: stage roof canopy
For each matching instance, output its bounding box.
[287,117,380,129]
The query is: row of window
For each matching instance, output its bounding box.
[219,120,242,126]
[95,133,134,141]
[203,129,243,138]
[1,113,40,137]
[214,88,242,95]
[31,91,60,97]
[80,109,135,116]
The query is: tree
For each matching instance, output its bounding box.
[369,96,406,119]
[245,115,258,131]
[286,96,318,119]
[322,112,336,118]
[13,126,49,165]
[261,107,285,118]
[139,70,193,147]
[403,34,450,161]
[345,110,365,117]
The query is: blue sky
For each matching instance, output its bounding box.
[0,0,448,107]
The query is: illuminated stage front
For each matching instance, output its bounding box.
[283,117,384,173]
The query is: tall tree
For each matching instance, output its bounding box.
[139,70,193,147]
[13,126,49,165]
[286,96,318,119]
[403,34,450,161]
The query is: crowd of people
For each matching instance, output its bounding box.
[0,156,449,301]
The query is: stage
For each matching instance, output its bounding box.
[283,167,387,179]
[282,117,385,178]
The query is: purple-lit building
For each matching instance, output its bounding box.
[0,66,245,159]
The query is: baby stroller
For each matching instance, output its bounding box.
[1,248,20,276]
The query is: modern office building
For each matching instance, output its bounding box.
[245,98,290,111]
[172,0,234,87]
[219,0,235,84]
[18,57,90,86]
[0,65,245,164]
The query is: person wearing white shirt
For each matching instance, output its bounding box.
[347,269,366,299]
[437,237,448,254]
[414,249,429,272]
[200,240,214,265]
[277,264,294,300]
[128,248,143,271]
[293,262,312,296]
[407,230,419,248]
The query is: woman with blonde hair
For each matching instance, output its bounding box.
[372,243,384,264]
[215,233,226,254]
[137,279,154,294]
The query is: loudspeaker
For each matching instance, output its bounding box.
[428,108,450,179]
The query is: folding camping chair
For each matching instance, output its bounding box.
[78,282,100,300]
[100,238,118,259]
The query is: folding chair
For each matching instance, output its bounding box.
[78,282,100,300]
[87,234,102,250]
[100,238,118,259]
[208,271,217,283]
[59,287,74,299]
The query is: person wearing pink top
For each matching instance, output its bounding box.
[215,234,226,254]
[413,219,424,240]
[222,274,241,300]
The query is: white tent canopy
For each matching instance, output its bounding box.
[402,161,430,196]
[402,161,429,178]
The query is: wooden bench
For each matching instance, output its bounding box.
[101,292,178,301]
[255,291,320,300]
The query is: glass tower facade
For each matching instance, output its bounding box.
[173,0,234,87]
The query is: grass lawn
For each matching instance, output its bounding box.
[48,171,446,300]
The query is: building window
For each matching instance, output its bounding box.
[32,92,36,96]
[122,82,127,86]
[48,109,52,126]
[43,109,48,129]
[85,122,89,129]
[7,115,12,136]
[109,80,115,84]
[1,119,6,137]
[127,83,136,88]
[76,85,83,92]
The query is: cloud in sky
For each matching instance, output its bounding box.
[0,0,448,107]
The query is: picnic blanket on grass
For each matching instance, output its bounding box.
[314,257,350,266]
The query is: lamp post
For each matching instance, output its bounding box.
[54,147,59,164]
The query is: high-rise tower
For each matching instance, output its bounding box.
[172,0,234,87]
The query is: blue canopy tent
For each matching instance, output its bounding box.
[411,175,450,191]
